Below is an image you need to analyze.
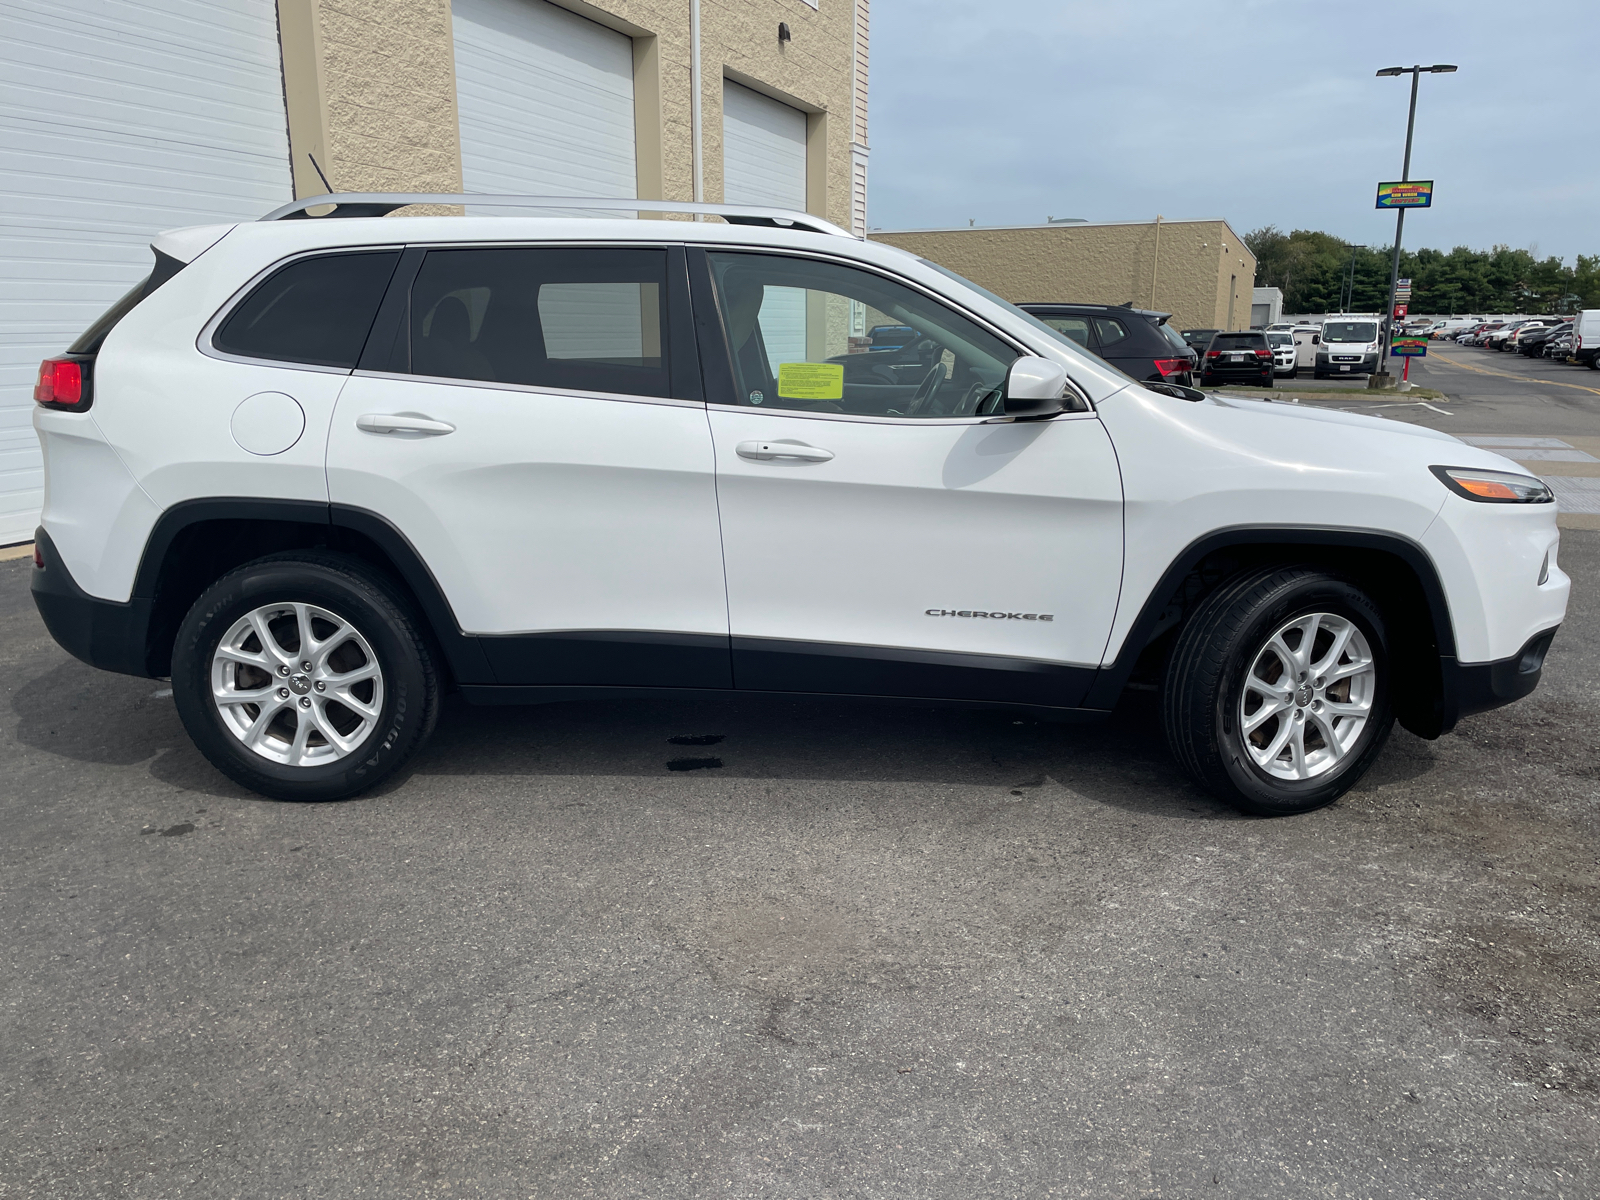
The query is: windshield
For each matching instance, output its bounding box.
[1323,321,1378,343]
[916,258,1136,381]
[1265,332,1294,346]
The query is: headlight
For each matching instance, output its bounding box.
[1430,466,1554,504]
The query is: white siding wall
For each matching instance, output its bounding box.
[0,0,293,545]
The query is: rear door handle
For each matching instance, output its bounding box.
[735,439,834,462]
[356,413,456,436]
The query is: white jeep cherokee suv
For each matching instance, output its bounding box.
[30,195,1569,815]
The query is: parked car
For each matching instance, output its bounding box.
[864,323,919,351]
[28,192,1568,817]
[1543,329,1575,360]
[1313,315,1383,378]
[1265,329,1298,377]
[1574,310,1600,369]
[1181,327,1221,356]
[1504,320,1557,353]
[1517,321,1569,357]
[1200,331,1275,387]
[1018,303,1197,386]
[1464,322,1504,346]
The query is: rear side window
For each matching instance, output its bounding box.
[214,251,400,368]
[1158,323,1190,352]
[407,247,670,397]
[1037,315,1092,349]
[1092,316,1131,350]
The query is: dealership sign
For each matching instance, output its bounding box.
[1376,181,1434,209]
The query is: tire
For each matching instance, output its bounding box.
[172,552,441,801]
[1285,367,1298,379]
[1312,371,1326,380]
[1162,567,1394,816]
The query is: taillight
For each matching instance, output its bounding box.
[1254,349,1272,358]
[1152,357,1189,376]
[1205,350,1221,358]
[34,357,91,412]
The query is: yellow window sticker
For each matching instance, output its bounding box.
[777,361,844,400]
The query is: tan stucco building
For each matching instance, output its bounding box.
[870,219,1258,332]
[276,0,871,234]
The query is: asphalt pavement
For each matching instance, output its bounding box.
[3,513,1598,1193]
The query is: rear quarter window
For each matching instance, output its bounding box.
[214,251,401,368]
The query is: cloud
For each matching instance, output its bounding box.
[867,0,1598,262]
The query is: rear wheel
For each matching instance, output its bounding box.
[1163,567,1394,816]
[172,552,440,801]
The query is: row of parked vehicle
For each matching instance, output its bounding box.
[1434,313,1598,368]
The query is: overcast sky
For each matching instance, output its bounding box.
[867,0,1598,263]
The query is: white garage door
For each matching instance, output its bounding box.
[452,0,636,204]
[722,81,807,211]
[0,0,293,546]
[722,83,809,372]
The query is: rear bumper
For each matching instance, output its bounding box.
[30,528,156,678]
[1448,626,1559,725]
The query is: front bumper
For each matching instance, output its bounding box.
[1449,627,1559,723]
[1316,352,1378,373]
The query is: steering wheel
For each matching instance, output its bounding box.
[901,354,948,417]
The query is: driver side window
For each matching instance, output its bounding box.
[705,251,1019,419]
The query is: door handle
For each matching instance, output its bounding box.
[736,439,834,462]
[356,413,456,435]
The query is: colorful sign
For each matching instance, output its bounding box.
[1377,181,1433,209]
[777,361,844,400]
[1394,304,1408,318]
[1390,336,1427,358]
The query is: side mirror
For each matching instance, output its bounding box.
[1311,334,1321,345]
[1003,357,1071,420]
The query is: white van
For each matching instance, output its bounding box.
[1313,314,1384,378]
[1575,310,1600,369]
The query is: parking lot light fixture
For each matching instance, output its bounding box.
[1372,63,1457,385]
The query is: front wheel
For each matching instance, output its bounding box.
[1162,567,1394,815]
[172,552,440,801]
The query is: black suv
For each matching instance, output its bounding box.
[1019,303,1198,386]
[1200,331,1274,388]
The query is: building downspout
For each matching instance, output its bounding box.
[690,0,703,205]
[1150,214,1161,308]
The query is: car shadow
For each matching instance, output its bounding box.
[10,656,1441,819]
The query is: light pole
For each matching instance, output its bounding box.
[1372,63,1456,386]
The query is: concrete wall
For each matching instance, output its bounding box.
[276,0,865,232]
[869,220,1258,332]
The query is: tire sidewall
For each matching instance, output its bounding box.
[1213,579,1393,813]
[172,558,429,801]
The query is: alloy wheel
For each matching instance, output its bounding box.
[210,602,385,766]
[1237,611,1376,781]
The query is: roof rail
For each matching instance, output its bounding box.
[259,193,855,237]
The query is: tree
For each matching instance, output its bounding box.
[1243,228,1597,314]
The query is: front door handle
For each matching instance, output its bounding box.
[356,413,456,436]
[735,439,834,462]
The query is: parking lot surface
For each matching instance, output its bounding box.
[3,506,1597,1197]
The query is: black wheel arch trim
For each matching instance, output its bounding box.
[124,497,494,684]
[1084,525,1462,735]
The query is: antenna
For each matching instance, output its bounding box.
[307,153,334,195]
